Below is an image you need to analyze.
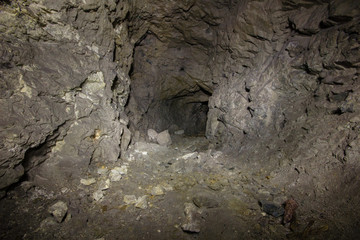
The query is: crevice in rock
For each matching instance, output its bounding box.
[21,121,71,181]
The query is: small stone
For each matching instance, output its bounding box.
[80,178,96,186]
[61,187,69,194]
[48,201,68,223]
[147,129,158,142]
[175,130,184,135]
[118,165,128,175]
[177,152,198,160]
[123,195,137,204]
[157,130,172,146]
[97,167,109,175]
[109,166,127,182]
[99,179,111,190]
[135,196,148,209]
[259,200,284,218]
[93,190,104,201]
[160,183,173,191]
[64,212,72,222]
[283,197,298,224]
[151,185,165,196]
[20,181,35,192]
[181,203,201,233]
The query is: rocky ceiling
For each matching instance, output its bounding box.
[0,0,359,222]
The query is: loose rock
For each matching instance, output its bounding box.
[181,203,201,233]
[174,130,184,135]
[147,129,158,142]
[151,185,165,196]
[48,201,68,223]
[123,195,137,205]
[109,166,127,182]
[99,179,111,190]
[259,200,284,218]
[80,178,96,186]
[93,190,104,202]
[156,130,172,146]
[283,197,298,224]
[135,195,148,209]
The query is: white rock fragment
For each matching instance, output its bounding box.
[80,178,96,186]
[93,190,104,201]
[175,130,184,135]
[48,201,68,223]
[135,195,148,209]
[109,166,128,182]
[151,185,165,196]
[123,195,137,204]
[97,167,108,175]
[177,152,198,160]
[161,183,173,191]
[61,187,69,194]
[99,179,111,190]
[118,165,128,174]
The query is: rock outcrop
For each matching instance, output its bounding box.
[0,0,134,192]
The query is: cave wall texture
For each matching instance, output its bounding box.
[1,0,360,205]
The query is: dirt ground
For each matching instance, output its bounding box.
[0,136,355,240]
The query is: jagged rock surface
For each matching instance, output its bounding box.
[0,0,135,191]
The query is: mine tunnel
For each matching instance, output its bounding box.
[126,33,214,137]
[1,0,360,239]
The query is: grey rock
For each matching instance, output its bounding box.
[150,185,165,196]
[174,130,185,135]
[135,195,148,209]
[93,190,104,202]
[80,178,96,186]
[181,203,201,233]
[156,130,172,146]
[259,200,284,218]
[147,129,158,142]
[48,201,68,223]
[123,195,137,205]
[109,166,127,182]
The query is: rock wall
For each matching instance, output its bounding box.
[124,0,360,222]
[0,0,135,193]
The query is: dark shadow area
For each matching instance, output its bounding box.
[168,89,210,136]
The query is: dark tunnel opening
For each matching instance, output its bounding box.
[167,89,210,136]
[126,33,214,138]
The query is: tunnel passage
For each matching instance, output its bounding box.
[126,33,214,137]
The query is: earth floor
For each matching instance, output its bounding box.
[0,136,342,239]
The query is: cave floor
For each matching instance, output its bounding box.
[0,136,334,240]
